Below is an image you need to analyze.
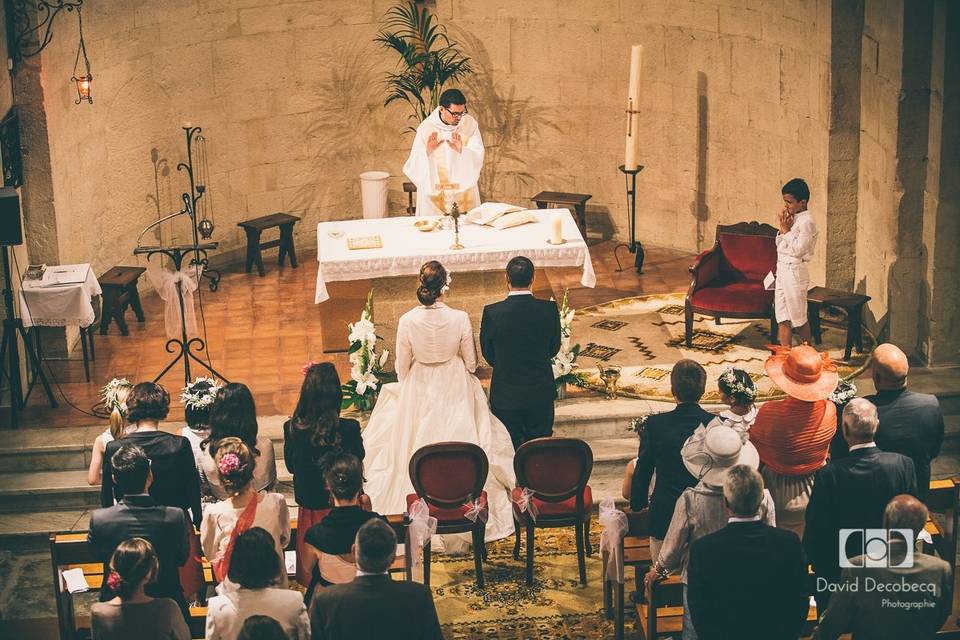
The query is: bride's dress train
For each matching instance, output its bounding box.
[362,302,517,544]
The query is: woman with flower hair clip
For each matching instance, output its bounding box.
[90,537,190,640]
[200,437,290,588]
[179,377,221,503]
[706,368,758,434]
[87,378,135,486]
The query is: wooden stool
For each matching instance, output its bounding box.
[530,191,591,238]
[403,182,417,215]
[98,266,146,336]
[237,213,301,276]
[806,286,872,360]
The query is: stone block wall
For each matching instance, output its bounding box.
[33,0,832,284]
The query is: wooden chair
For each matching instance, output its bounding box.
[923,478,960,565]
[512,437,593,586]
[603,509,654,640]
[406,442,489,588]
[684,221,778,347]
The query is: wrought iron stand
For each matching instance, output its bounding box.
[613,165,645,273]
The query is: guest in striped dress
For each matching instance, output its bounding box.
[750,345,838,537]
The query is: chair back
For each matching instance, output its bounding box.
[716,221,778,280]
[409,441,489,510]
[319,553,357,584]
[514,437,593,504]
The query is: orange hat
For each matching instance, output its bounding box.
[764,344,839,402]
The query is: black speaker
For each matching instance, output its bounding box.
[0,187,22,246]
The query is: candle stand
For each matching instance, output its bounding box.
[613,165,645,273]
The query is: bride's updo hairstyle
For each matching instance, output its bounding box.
[417,261,447,306]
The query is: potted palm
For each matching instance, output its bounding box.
[375,1,473,132]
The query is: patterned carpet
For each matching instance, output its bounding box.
[433,518,636,639]
[571,293,874,403]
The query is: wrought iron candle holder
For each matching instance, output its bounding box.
[613,165,645,273]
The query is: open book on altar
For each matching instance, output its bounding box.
[465,202,539,229]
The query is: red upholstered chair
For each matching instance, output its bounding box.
[512,437,593,586]
[406,442,489,588]
[685,221,779,346]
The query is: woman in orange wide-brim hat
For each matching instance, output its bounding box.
[750,344,840,537]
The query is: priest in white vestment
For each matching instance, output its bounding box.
[403,89,484,216]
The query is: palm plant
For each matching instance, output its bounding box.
[375,1,472,132]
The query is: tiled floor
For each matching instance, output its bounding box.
[13,241,696,429]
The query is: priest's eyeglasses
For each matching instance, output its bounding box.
[443,106,467,118]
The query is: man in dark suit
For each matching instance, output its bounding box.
[804,397,918,610]
[815,495,953,639]
[688,465,809,640]
[88,444,190,617]
[310,518,443,640]
[629,359,713,558]
[480,256,562,449]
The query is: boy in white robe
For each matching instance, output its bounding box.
[775,178,817,346]
[403,88,484,216]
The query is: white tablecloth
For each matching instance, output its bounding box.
[314,209,596,303]
[20,264,102,328]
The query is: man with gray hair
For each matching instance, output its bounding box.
[688,465,809,639]
[310,519,443,639]
[815,495,953,639]
[804,398,918,610]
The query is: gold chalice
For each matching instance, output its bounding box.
[598,364,622,399]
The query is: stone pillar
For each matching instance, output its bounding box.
[825,0,864,291]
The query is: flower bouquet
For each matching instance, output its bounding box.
[342,289,390,412]
[551,288,587,394]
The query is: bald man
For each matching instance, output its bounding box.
[815,495,953,639]
[858,343,944,498]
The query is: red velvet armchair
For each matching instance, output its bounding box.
[685,221,779,347]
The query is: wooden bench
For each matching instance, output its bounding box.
[806,286,872,361]
[51,514,410,640]
[530,190,591,238]
[98,266,146,336]
[237,213,300,276]
[403,181,417,215]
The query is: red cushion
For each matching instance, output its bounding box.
[511,485,592,521]
[718,233,777,280]
[693,250,720,287]
[406,491,488,522]
[691,278,774,314]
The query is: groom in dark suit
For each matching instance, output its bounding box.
[480,256,562,450]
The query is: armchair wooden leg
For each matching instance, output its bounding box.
[525,524,535,586]
[424,539,432,588]
[575,520,587,585]
[472,525,485,589]
[602,550,613,618]
[513,518,522,560]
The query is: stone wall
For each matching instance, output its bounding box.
[33,0,832,283]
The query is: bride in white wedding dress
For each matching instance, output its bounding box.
[362,261,517,544]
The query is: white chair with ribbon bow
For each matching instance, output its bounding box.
[405,442,490,588]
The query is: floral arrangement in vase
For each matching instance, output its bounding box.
[551,288,586,393]
[342,289,390,411]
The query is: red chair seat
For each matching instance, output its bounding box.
[691,278,773,314]
[511,485,593,520]
[406,491,488,522]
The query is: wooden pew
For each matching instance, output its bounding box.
[50,515,410,640]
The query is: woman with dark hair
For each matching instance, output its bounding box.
[363,260,517,547]
[283,361,364,586]
[179,377,220,503]
[706,368,758,434]
[236,616,288,640]
[301,454,382,600]
[90,538,190,640]
[198,382,278,500]
[205,527,309,640]
[200,438,290,589]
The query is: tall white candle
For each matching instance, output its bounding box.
[552,214,564,244]
[624,44,643,170]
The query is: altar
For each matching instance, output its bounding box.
[314,209,596,360]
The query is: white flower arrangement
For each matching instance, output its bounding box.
[828,379,857,405]
[101,377,131,414]
[551,288,586,389]
[628,415,649,435]
[343,289,389,411]
[181,377,221,410]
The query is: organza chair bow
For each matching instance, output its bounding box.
[512,487,539,522]
[407,498,437,583]
[599,498,628,584]
[463,495,488,523]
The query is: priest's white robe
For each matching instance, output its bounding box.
[402,107,484,216]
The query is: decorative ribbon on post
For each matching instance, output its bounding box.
[146,265,203,340]
[463,495,488,524]
[599,498,629,584]
[512,487,539,522]
[406,499,437,584]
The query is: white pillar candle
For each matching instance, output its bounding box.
[183,121,193,129]
[552,214,564,244]
[624,44,643,170]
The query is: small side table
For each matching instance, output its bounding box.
[531,191,591,238]
[238,213,301,276]
[99,266,146,336]
[807,286,872,360]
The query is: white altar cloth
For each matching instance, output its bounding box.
[20,263,102,328]
[314,209,596,303]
